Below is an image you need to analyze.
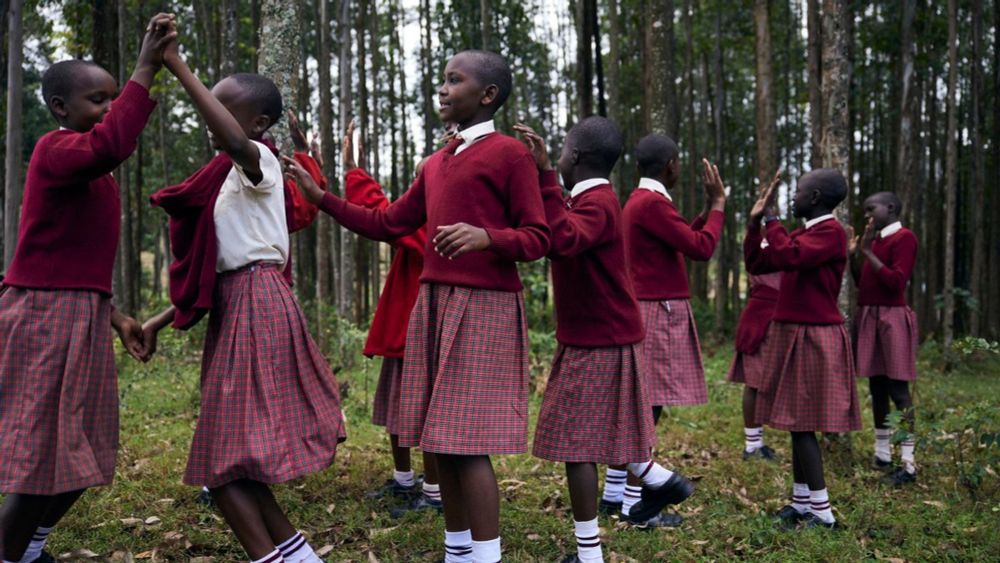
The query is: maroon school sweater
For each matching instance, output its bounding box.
[855,227,917,307]
[540,171,643,347]
[4,81,156,296]
[622,188,724,300]
[745,217,848,325]
[319,133,549,291]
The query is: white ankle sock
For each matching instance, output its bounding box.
[573,518,604,563]
[276,531,320,563]
[423,481,442,501]
[621,484,642,517]
[874,428,892,462]
[393,469,415,488]
[601,469,627,503]
[792,482,809,514]
[626,461,674,489]
[809,488,835,523]
[900,436,916,474]
[744,427,764,452]
[19,525,53,563]
[250,549,283,563]
[470,537,501,563]
[444,529,473,563]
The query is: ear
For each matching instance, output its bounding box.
[50,96,69,119]
[479,84,499,107]
[251,114,273,137]
[809,189,822,206]
[570,147,581,166]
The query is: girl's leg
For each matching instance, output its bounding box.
[389,434,412,473]
[210,480,277,560]
[790,432,825,490]
[870,376,893,464]
[250,482,297,545]
[888,380,917,476]
[450,455,499,541]
[0,494,52,562]
[742,387,758,428]
[565,463,598,522]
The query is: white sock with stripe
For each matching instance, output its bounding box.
[809,488,835,523]
[470,537,501,563]
[900,435,916,474]
[601,469,627,503]
[18,525,53,563]
[393,469,415,488]
[620,484,642,517]
[250,549,283,563]
[443,529,473,563]
[792,482,809,514]
[573,518,604,563]
[276,531,320,563]
[744,427,764,453]
[626,460,674,489]
[874,428,892,462]
[423,481,442,502]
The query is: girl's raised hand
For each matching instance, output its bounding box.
[749,170,781,223]
[342,119,362,171]
[282,155,324,205]
[513,124,553,171]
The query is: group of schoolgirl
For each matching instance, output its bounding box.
[0,12,920,563]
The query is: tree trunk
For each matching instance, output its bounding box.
[480,0,493,50]
[969,0,985,336]
[754,0,777,189]
[591,0,606,117]
[221,0,239,75]
[606,0,623,193]
[895,0,916,216]
[420,0,434,155]
[992,0,1000,336]
[92,0,119,80]
[317,0,334,316]
[575,0,594,119]
[644,0,676,136]
[2,0,23,270]
[251,0,261,72]
[943,0,958,347]
[338,0,356,320]
[807,0,822,169]
[115,0,137,315]
[712,1,730,330]
[258,0,302,155]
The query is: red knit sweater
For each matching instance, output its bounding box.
[345,168,426,358]
[540,171,643,347]
[746,218,848,325]
[855,227,917,307]
[318,133,549,291]
[4,81,156,295]
[622,188,724,300]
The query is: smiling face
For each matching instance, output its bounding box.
[209,77,272,148]
[437,53,496,128]
[863,195,894,229]
[50,65,118,132]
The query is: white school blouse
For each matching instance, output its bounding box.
[214,140,289,272]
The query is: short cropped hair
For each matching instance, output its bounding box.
[566,116,623,175]
[869,191,903,216]
[635,134,680,178]
[228,73,283,125]
[456,50,512,109]
[802,168,848,208]
[42,60,103,106]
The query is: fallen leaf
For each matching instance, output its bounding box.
[188,558,214,563]
[120,518,143,528]
[922,500,945,509]
[526,533,541,541]
[368,526,397,538]
[367,552,380,563]
[316,545,334,557]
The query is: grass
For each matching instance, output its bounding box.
[9,327,1000,562]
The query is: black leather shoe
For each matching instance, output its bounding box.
[743,445,778,461]
[598,498,622,516]
[628,510,684,529]
[559,555,581,563]
[774,505,807,530]
[872,456,893,470]
[366,478,419,499]
[800,513,843,530]
[29,552,57,563]
[627,473,694,523]
[391,494,444,518]
[883,467,917,487]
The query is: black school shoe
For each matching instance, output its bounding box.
[799,513,843,530]
[627,473,694,523]
[872,456,894,470]
[391,494,444,518]
[774,505,807,530]
[598,498,623,517]
[628,510,684,529]
[559,555,582,563]
[883,467,917,487]
[366,477,422,499]
[28,551,57,563]
[742,445,778,461]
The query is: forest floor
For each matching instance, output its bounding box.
[16,327,1000,562]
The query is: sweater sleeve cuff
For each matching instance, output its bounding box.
[485,227,520,260]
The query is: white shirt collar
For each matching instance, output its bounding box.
[804,213,836,229]
[570,178,610,198]
[455,120,496,154]
[637,177,672,201]
[880,221,902,238]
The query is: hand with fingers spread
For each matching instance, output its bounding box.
[846,225,859,254]
[701,158,727,211]
[860,217,877,251]
[433,223,491,259]
[513,123,553,172]
[342,119,361,171]
[287,109,309,152]
[750,170,782,225]
[282,155,325,205]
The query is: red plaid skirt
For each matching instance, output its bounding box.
[397,284,529,455]
[372,357,403,433]
[0,287,118,495]
[533,344,654,465]
[754,322,861,433]
[638,299,706,406]
[853,305,918,381]
[185,264,347,487]
[727,329,774,388]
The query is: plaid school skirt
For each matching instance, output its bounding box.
[533,344,654,465]
[638,299,707,406]
[853,305,918,382]
[754,322,862,433]
[0,287,118,495]
[397,283,529,455]
[372,356,403,433]
[184,263,347,487]
[727,330,774,389]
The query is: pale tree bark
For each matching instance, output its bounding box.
[644,0,677,136]
[480,0,493,50]
[754,0,777,189]
[607,0,623,193]
[807,0,822,169]
[969,0,985,336]
[575,0,594,119]
[591,0,606,117]
[317,0,335,315]
[943,0,958,347]
[221,0,239,75]
[2,0,23,269]
[338,0,356,320]
[420,0,434,155]
[258,0,302,155]
[895,0,916,215]
[115,0,137,315]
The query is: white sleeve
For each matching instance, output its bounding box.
[232,140,283,192]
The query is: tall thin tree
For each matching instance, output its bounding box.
[943,0,958,347]
[2,0,23,269]
[969,0,985,336]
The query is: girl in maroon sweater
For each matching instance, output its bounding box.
[0,15,174,563]
[295,51,548,563]
[850,192,919,486]
[745,169,862,530]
